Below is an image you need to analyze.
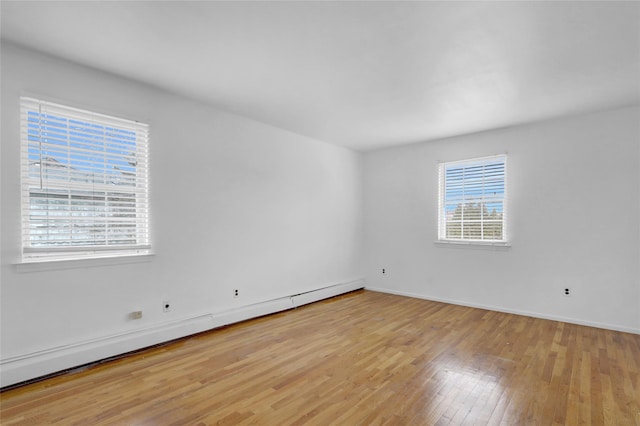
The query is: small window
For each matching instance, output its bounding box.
[438,155,507,243]
[20,97,150,261]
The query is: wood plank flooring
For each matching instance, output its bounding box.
[1,290,639,425]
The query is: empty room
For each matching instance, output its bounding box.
[1,1,639,424]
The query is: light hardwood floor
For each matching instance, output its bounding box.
[1,290,639,425]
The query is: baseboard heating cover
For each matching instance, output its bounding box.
[0,279,364,388]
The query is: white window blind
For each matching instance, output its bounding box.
[20,97,150,261]
[438,155,506,242]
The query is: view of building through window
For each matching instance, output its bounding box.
[21,97,150,259]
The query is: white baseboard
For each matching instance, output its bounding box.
[0,279,364,388]
[366,286,640,335]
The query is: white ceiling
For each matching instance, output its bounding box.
[1,1,639,151]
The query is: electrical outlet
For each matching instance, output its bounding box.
[563,288,571,297]
[163,301,171,312]
[234,289,239,298]
[131,311,143,320]
[382,268,387,275]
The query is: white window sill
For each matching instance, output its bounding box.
[434,240,511,251]
[14,253,155,273]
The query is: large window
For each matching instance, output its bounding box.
[438,155,506,243]
[20,97,150,261]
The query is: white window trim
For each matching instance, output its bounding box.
[434,240,511,250]
[437,154,508,245]
[14,252,154,272]
[19,97,151,263]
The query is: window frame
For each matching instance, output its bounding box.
[19,96,151,263]
[437,154,508,246]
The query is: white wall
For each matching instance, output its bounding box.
[364,106,640,333]
[0,43,364,385]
